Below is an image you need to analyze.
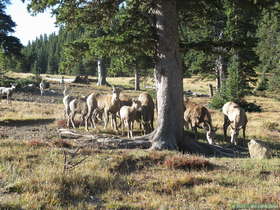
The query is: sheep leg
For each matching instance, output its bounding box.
[85,105,92,131]
[91,109,99,127]
[112,113,118,131]
[66,116,70,128]
[223,115,230,142]
[103,110,109,129]
[242,126,246,146]
[121,120,124,136]
[85,114,89,131]
[70,112,76,129]
[85,109,95,131]
[89,109,97,129]
[151,115,154,131]
[230,128,237,145]
[110,114,114,129]
[80,113,86,128]
[242,125,246,140]
[128,121,132,138]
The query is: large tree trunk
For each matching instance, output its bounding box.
[134,69,140,91]
[150,0,184,150]
[97,59,108,86]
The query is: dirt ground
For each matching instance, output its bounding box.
[0,83,67,142]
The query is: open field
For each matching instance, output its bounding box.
[0,72,280,209]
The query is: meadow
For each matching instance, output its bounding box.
[0,72,280,209]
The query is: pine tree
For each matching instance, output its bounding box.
[0,0,22,74]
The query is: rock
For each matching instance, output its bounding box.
[248,139,271,159]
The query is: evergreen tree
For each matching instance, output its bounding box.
[0,0,22,74]
[255,2,280,92]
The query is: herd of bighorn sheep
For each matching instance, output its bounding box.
[63,86,155,138]
[0,80,248,145]
[63,85,248,145]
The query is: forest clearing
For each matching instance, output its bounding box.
[0,72,279,209]
[2,0,280,209]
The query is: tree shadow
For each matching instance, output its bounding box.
[0,118,56,127]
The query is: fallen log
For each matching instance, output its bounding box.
[57,129,249,157]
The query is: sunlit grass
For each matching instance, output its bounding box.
[0,140,279,209]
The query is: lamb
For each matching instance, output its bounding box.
[222,101,248,145]
[138,92,155,134]
[184,98,216,145]
[0,83,17,104]
[39,80,46,96]
[86,86,121,131]
[67,96,88,129]
[120,99,142,138]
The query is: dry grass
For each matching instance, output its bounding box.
[0,72,280,208]
[0,141,279,209]
[0,100,63,121]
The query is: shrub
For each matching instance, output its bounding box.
[208,91,228,110]
[163,155,213,171]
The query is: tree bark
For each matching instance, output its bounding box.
[97,59,108,86]
[150,0,184,150]
[215,55,226,92]
[134,69,140,91]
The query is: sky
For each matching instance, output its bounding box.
[6,0,59,46]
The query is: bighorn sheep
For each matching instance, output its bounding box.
[63,94,75,120]
[86,86,121,131]
[0,83,17,104]
[39,80,46,96]
[222,101,247,145]
[120,99,142,138]
[138,92,155,134]
[184,99,216,144]
[67,96,88,129]
[84,92,98,131]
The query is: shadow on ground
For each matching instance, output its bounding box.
[0,118,56,127]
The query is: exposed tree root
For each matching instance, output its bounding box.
[58,129,248,158]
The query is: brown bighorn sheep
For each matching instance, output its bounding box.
[87,86,121,131]
[138,92,155,134]
[120,99,142,138]
[63,95,74,120]
[222,101,248,145]
[84,92,98,131]
[62,86,74,120]
[67,96,88,129]
[184,99,216,144]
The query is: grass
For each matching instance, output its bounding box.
[0,140,279,209]
[1,72,280,208]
